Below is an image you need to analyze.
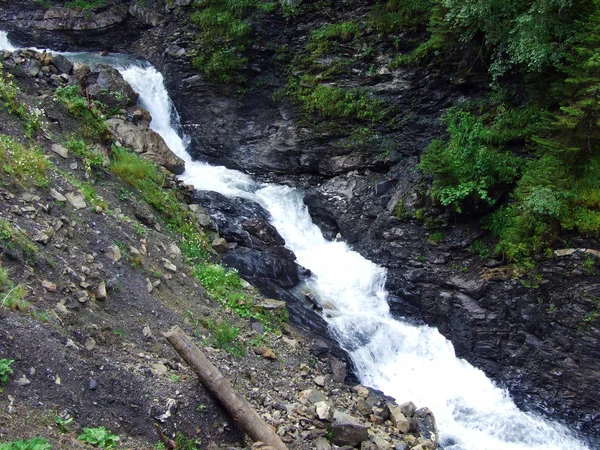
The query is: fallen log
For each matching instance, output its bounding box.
[164,326,289,450]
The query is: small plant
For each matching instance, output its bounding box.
[429,231,444,244]
[64,0,107,10]
[0,358,14,391]
[55,415,73,433]
[0,135,50,187]
[469,240,491,258]
[0,438,51,450]
[204,320,245,357]
[78,426,120,448]
[65,138,105,171]
[169,374,181,383]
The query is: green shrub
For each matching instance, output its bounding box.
[0,358,14,391]
[54,85,107,140]
[204,319,245,356]
[78,427,119,449]
[0,438,51,450]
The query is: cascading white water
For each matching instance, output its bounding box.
[0,31,15,52]
[0,32,590,449]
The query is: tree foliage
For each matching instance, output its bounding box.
[416,0,600,258]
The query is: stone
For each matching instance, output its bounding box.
[313,437,331,450]
[51,54,73,74]
[41,280,57,292]
[211,237,229,253]
[298,389,328,405]
[415,408,438,445]
[84,337,96,351]
[375,180,394,196]
[49,188,67,202]
[26,59,42,77]
[168,243,182,260]
[86,64,138,109]
[94,282,107,300]
[399,401,417,418]
[352,385,370,398]
[314,375,326,387]
[258,299,286,310]
[331,410,369,447]
[162,258,177,273]
[15,375,31,386]
[387,404,410,433]
[151,363,168,376]
[315,401,334,422]
[51,144,69,158]
[105,118,184,174]
[34,232,51,245]
[329,356,347,383]
[106,245,122,262]
[65,192,87,210]
[142,325,153,339]
[253,347,276,359]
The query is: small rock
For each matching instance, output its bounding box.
[146,278,153,293]
[298,389,328,405]
[151,363,168,376]
[94,282,107,300]
[41,279,57,292]
[34,232,51,245]
[15,375,31,386]
[50,188,67,202]
[387,404,410,434]
[168,243,181,259]
[162,258,177,273]
[89,379,98,390]
[259,298,287,310]
[314,437,332,450]
[142,324,153,339]
[55,302,69,314]
[65,339,78,349]
[65,192,87,210]
[315,401,334,422]
[106,245,122,262]
[84,337,96,351]
[331,410,369,447]
[211,237,229,253]
[399,401,417,418]
[51,144,69,158]
[314,375,326,387]
[352,385,370,398]
[253,347,276,359]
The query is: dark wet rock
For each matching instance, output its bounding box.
[331,410,369,447]
[221,247,300,289]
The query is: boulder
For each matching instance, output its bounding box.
[415,408,438,446]
[51,53,73,74]
[331,410,369,447]
[105,118,185,175]
[86,64,138,109]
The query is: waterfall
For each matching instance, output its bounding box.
[0,32,590,450]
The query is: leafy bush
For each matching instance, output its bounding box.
[78,427,119,449]
[54,85,108,140]
[0,358,14,391]
[419,107,528,212]
[0,438,51,450]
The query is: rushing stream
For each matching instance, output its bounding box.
[0,32,591,449]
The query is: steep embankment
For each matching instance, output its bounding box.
[0,47,439,449]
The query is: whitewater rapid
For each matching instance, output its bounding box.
[0,32,589,449]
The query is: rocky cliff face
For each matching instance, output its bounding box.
[3,0,599,444]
